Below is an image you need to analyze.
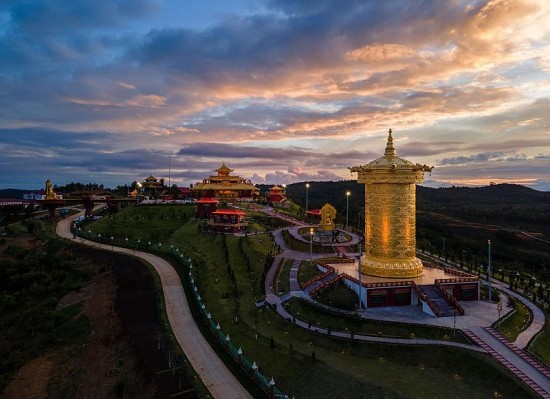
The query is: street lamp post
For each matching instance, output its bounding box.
[269,377,275,398]
[488,239,492,302]
[345,191,351,230]
[358,238,362,311]
[136,182,142,205]
[305,183,310,213]
[309,227,314,266]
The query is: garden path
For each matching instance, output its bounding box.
[56,211,253,399]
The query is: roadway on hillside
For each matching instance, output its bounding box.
[56,211,252,399]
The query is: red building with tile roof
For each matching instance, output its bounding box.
[196,197,218,218]
[208,209,248,233]
[267,185,287,203]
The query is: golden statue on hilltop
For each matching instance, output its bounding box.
[45,179,57,200]
[318,203,336,232]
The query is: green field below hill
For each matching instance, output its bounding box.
[83,204,540,398]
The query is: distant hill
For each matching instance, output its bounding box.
[283,181,549,219]
[417,184,550,207]
[0,188,29,199]
[281,181,550,275]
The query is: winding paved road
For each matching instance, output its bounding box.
[56,211,252,399]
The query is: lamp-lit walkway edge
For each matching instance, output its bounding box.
[260,210,550,398]
[56,210,253,399]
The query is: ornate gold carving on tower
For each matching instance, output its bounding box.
[350,129,433,278]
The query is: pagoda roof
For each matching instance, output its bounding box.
[212,209,246,215]
[194,183,259,191]
[215,162,234,174]
[306,209,321,215]
[368,129,416,168]
[197,198,219,203]
[349,129,433,173]
[144,175,158,181]
[206,176,244,181]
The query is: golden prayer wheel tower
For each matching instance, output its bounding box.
[350,129,433,278]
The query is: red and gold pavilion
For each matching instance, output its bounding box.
[267,185,287,203]
[207,209,248,234]
[196,197,218,218]
[192,163,259,201]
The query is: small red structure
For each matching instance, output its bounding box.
[177,187,193,198]
[196,198,218,218]
[267,185,287,203]
[306,209,321,218]
[208,209,247,234]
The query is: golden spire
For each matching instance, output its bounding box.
[384,128,396,156]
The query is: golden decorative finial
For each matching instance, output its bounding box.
[384,128,396,156]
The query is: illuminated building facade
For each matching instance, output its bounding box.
[208,209,248,233]
[350,130,433,278]
[142,175,166,193]
[196,197,218,218]
[193,163,259,201]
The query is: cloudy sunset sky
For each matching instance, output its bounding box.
[1,0,549,190]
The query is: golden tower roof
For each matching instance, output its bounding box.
[215,162,234,175]
[350,129,433,176]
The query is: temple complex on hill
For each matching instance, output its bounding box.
[142,175,166,193]
[192,163,259,201]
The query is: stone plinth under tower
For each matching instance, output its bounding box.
[350,130,433,278]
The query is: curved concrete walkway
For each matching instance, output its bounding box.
[56,211,252,399]
[419,253,546,349]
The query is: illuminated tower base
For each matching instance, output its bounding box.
[350,129,433,278]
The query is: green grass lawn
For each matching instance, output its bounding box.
[530,310,550,367]
[84,206,538,399]
[284,297,470,343]
[298,261,324,285]
[79,204,194,245]
[276,258,292,294]
[0,222,92,393]
[315,280,360,311]
[494,297,531,341]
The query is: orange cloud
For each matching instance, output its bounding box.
[345,43,415,63]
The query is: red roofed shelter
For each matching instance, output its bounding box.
[306,209,321,218]
[196,198,218,218]
[208,209,248,234]
[267,185,287,203]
